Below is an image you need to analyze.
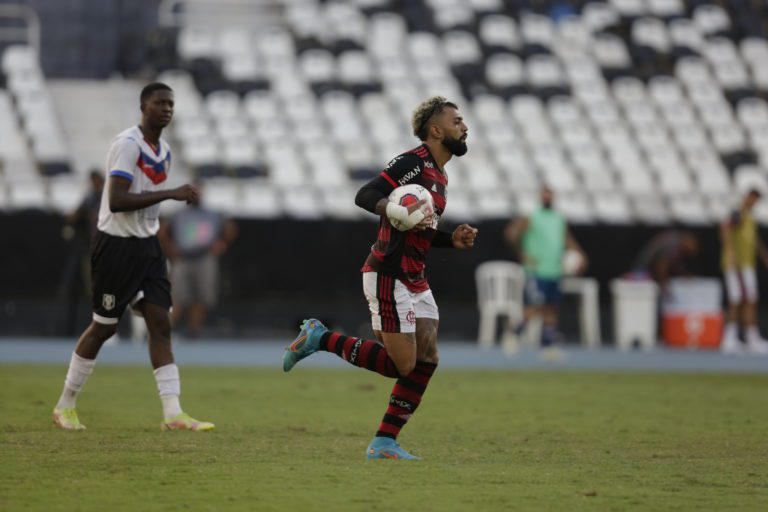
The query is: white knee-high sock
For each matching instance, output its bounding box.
[723,322,738,340]
[154,364,182,420]
[56,352,96,410]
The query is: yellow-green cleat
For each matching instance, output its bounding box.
[161,412,215,432]
[52,408,86,431]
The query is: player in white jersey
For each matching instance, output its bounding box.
[52,83,214,431]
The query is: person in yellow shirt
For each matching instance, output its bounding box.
[721,189,768,355]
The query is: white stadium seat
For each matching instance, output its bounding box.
[2,4,767,226]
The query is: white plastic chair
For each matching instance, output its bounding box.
[609,0,645,18]
[338,50,375,86]
[561,277,602,347]
[433,3,474,31]
[485,53,524,90]
[669,19,704,53]
[200,179,240,215]
[177,26,218,61]
[299,49,336,84]
[594,192,633,223]
[444,30,482,67]
[648,0,684,17]
[631,194,671,224]
[440,188,476,222]
[593,34,632,70]
[735,165,768,194]
[669,195,709,225]
[520,13,555,49]
[557,194,595,224]
[475,261,527,348]
[478,14,520,51]
[240,182,281,218]
[525,55,565,89]
[205,90,241,121]
[582,2,620,32]
[693,4,731,36]
[631,17,672,54]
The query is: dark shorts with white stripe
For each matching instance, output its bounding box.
[90,231,171,325]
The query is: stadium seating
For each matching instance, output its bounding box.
[3,0,768,224]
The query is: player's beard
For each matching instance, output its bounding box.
[442,135,467,156]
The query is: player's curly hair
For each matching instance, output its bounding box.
[412,96,458,141]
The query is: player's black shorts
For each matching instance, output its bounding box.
[90,231,171,325]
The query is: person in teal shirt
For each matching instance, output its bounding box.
[505,186,588,346]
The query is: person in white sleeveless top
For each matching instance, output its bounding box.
[52,83,214,431]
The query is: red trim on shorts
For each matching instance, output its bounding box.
[377,274,400,333]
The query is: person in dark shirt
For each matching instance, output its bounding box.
[282,96,478,460]
[630,230,700,293]
[158,184,238,338]
[59,170,104,335]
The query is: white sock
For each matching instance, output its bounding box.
[56,352,96,410]
[154,363,182,420]
[746,326,762,343]
[723,323,738,341]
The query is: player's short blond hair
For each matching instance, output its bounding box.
[412,96,458,141]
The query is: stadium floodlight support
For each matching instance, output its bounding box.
[158,0,283,29]
[0,4,41,55]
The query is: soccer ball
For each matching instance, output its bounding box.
[387,184,434,231]
[562,249,584,276]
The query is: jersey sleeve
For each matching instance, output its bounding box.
[107,138,140,182]
[379,153,424,189]
[355,153,425,214]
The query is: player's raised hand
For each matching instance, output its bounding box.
[169,184,199,204]
[451,224,478,249]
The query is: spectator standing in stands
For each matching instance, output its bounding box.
[629,230,700,294]
[159,184,238,338]
[59,170,104,335]
[720,189,768,355]
[505,186,587,346]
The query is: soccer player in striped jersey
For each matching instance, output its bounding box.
[283,97,478,460]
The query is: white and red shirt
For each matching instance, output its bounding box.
[97,126,171,238]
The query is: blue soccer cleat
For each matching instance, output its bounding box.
[366,436,421,461]
[283,318,327,372]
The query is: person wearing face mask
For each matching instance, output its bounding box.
[505,186,588,347]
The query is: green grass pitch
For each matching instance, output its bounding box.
[1,365,767,511]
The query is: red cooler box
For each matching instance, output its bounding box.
[662,278,723,349]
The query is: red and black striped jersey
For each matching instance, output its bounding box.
[360,144,448,292]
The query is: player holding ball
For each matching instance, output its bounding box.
[283,96,478,460]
